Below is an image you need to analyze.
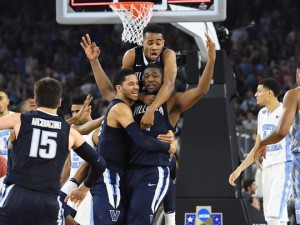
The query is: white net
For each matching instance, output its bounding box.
[110,2,154,45]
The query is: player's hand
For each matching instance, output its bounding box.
[142,95,156,105]
[65,185,89,207]
[81,34,101,61]
[74,94,93,121]
[157,130,174,143]
[205,32,216,62]
[168,139,178,155]
[254,145,266,166]
[140,108,155,129]
[229,170,241,186]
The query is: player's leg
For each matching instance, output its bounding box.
[264,162,292,225]
[163,180,176,225]
[126,166,170,225]
[164,157,177,225]
[91,169,126,225]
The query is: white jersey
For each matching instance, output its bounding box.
[257,103,292,167]
[67,130,95,225]
[0,111,14,189]
[70,130,95,178]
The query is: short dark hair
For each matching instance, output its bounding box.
[112,68,135,90]
[34,77,62,109]
[243,179,255,191]
[297,62,300,69]
[17,100,27,113]
[143,24,164,37]
[144,63,164,79]
[71,93,87,105]
[258,78,281,97]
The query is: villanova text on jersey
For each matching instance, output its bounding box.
[133,105,164,117]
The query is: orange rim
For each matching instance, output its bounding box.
[109,2,154,10]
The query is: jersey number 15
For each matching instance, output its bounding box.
[29,128,58,159]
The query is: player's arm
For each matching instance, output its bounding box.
[60,153,71,187]
[0,113,21,133]
[260,89,298,146]
[69,127,106,189]
[92,127,101,146]
[81,34,116,101]
[8,131,16,150]
[141,49,177,128]
[72,161,90,185]
[254,89,299,161]
[171,33,216,114]
[229,134,261,186]
[112,103,176,154]
[66,94,93,125]
[122,48,135,69]
[74,116,104,135]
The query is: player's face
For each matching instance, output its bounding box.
[71,104,91,125]
[142,32,165,61]
[255,85,270,106]
[120,75,139,101]
[0,92,9,114]
[143,68,163,94]
[23,98,37,112]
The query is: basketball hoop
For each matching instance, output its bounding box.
[110,2,154,45]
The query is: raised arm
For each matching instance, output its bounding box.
[81,34,116,101]
[170,33,215,118]
[140,49,177,128]
[74,116,104,135]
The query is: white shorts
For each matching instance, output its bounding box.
[74,191,92,225]
[262,162,292,222]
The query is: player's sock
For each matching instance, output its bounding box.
[267,218,280,225]
[164,212,176,225]
[279,222,287,225]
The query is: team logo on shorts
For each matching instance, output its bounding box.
[109,210,120,221]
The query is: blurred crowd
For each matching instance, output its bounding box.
[0,1,299,138]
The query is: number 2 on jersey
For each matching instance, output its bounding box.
[29,128,58,159]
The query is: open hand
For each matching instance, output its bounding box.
[81,34,101,61]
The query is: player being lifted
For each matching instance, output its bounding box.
[78,32,215,225]
[86,24,177,129]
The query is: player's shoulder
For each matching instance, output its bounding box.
[287,87,300,96]
[258,107,268,116]
[124,47,137,56]
[110,101,131,115]
[161,48,176,62]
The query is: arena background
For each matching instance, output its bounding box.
[0,0,299,224]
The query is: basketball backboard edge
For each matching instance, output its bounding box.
[56,0,226,24]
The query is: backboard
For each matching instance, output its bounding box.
[56,0,226,24]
